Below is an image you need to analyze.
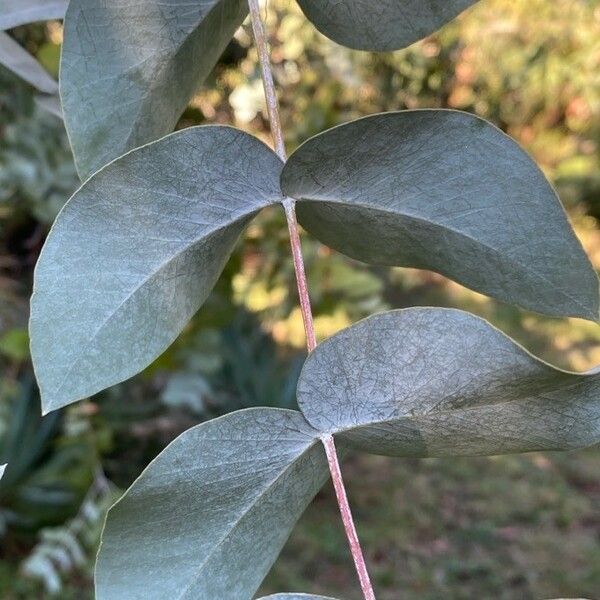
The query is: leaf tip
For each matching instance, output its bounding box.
[40,397,56,417]
[39,384,74,416]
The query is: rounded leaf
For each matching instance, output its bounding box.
[96,409,328,600]
[297,308,600,457]
[295,0,478,51]
[61,0,248,178]
[30,126,283,413]
[282,111,599,321]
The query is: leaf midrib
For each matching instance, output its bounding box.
[47,210,257,401]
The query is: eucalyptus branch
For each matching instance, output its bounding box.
[30,0,599,597]
[247,1,376,597]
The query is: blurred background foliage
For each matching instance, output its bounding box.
[0,0,598,597]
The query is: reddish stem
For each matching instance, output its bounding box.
[323,435,376,600]
[247,1,375,598]
[248,0,286,161]
[283,199,317,351]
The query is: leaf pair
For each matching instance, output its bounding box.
[60,0,481,179]
[95,307,600,598]
[30,111,599,413]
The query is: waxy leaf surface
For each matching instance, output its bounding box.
[30,126,283,413]
[61,0,248,178]
[0,0,68,30]
[297,308,600,457]
[282,111,599,320]
[96,409,328,600]
[296,0,478,51]
[0,32,58,94]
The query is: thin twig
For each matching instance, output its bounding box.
[247,1,376,598]
[248,0,286,161]
[248,0,316,351]
[283,198,317,351]
[323,435,376,600]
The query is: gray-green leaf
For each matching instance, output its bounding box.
[297,308,600,457]
[60,0,248,179]
[0,0,68,30]
[282,111,599,321]
[30,126,282,413]
[95,408,328,600]
[295,0,478,51]
[0,32,58,94]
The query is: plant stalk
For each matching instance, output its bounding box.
[322,434,377,600]
[248,0,286,162]
[247,1,375,598]
[282,198,317,351]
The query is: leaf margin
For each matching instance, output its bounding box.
[296,306,600,457]
[281,108,600,322]
[30,124,284,413]
[94,407,329,600]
